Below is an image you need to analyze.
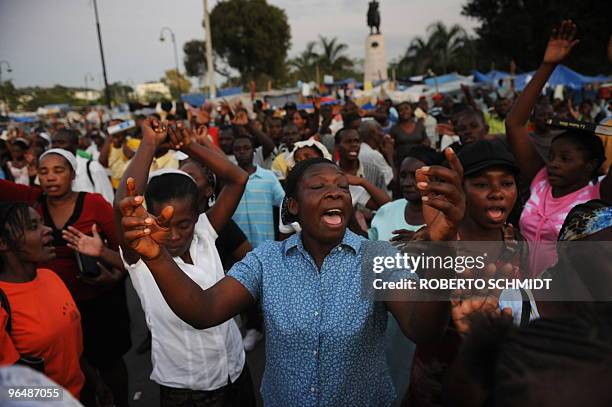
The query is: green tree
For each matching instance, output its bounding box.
[288,41,319,82]
[183,40,207,78]
[161,69,191,98]
[0,80,21,111]
[427,22,467,74]
[289,37,357,82]
[317,36,354,78]
[107,82,134,105]
[395,22,469,78]
[208,0,291,86]
[462,0,610,75]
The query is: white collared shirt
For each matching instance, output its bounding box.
[122,214,245,390]
[73,155,114,204]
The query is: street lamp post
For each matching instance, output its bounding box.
[0,60,13,84]
[160,27,181,98]
[203,0,216,98]
[91,0,112,109]
[84,72,95,103]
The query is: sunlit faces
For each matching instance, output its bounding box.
[37,153,74,197]
[294,146,323,163]
[282,125,301,151]
[399,157,426,202]
[218,129,235,156]
[463,167,517,229]
[233,137,255,168]
[336,129,361,161]
[267,119,283,142]
[3,208,56,263]
[453,112,489,145]
[287,163,353,244]
[547,137,596,190]
[150,198,198,258]
[180,161,214,206]
[397,102,414,121]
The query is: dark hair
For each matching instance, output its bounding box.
[283,123,298,133]
[403,146,443,166]
[145,174,199,215]
[334,127,359,145]
[0,202,32,267]
[285,158,337,199]
[180,159,216,190]
[54,128,79,147]
[451,107,485,126]
[552,130,605,179]
[219,125,237,138]
[232,135,254,148]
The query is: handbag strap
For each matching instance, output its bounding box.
[519,288,532,328]
[0,287,12,334]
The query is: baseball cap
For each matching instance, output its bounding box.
[457,139,519,177]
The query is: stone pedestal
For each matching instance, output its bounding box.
[364,34,388,83]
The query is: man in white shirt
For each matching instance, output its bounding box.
[358,120,394,191]
[51,129,114,204]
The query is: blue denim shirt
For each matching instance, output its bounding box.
[228,230,396,406]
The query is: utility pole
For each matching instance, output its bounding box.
[92,0,112,109]
[203,0,216,98]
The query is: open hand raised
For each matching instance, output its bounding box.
[543,20,579,65]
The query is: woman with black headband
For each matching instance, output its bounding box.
[118,125,466,407]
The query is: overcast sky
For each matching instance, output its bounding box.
[0,0,476,88]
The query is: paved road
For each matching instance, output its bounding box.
[123,279,266,407]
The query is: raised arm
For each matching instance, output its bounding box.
[118,182,253,329]
[346,174,391,210]
[386,147,465,343]
[114,119,169,264]
[168,123,248,233]
[506,20,579,184]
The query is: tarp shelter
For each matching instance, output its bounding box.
[473,65,610,91]
[424,73,465,87]
[181,93,206,107]
[181,87,243,107]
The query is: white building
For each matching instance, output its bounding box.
[134,82,172,101]
[74,90,102,101]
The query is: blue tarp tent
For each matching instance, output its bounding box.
[474,65,610,90]
[424,73,464,86]
[181,87,244,107]
[181,93,206,107]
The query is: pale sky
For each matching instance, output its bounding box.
[0,0,476,88]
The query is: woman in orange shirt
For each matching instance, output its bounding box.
[0,202,85,398]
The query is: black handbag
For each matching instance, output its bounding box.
[0,287,45,373]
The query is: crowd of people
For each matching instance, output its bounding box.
[1,20,612,407]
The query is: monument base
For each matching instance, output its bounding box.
[364,34,388,84]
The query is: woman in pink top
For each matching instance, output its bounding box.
[506,20,612,276]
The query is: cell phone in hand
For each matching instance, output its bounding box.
[75,252,101,278]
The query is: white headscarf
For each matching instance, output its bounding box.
[39,148,77,172]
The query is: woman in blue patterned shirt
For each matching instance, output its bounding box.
[118,127,467,407]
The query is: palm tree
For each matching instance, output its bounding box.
[317,36,354,76]
[399,36,436,75]
[289,41,319,81]
[426,21,467,74]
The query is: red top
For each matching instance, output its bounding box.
[0,180,118,301]
[0,269,85,398]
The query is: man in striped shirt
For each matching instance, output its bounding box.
[232,135,285,248]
